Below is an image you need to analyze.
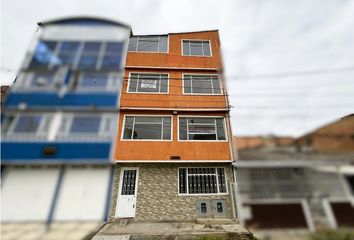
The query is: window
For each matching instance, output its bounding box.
[183,74,221,94]
[122,116,172,140]
[128,73,168,93]
[3,114,52,140]
[179,168,227,194]
[57,114,114,140]
[29,41,58,68]
[179,117,226,141]
[182,40,211,56]
[14,71,61,91]
[28,40,124,70]
[76,72,120,91]
[128,36,168,53]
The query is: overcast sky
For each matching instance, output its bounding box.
[1,0,354,137]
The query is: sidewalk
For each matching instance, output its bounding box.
[92,221,253,240]
[1,222,100,240]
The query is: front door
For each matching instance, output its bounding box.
[115,168,139,218]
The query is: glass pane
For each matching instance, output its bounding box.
[212,76,221,94]
[78,55,98,69]
[158,36,168,52]
[163,117,171,140]
[105,42,123,53]
[138,78,159,92]
[188,118,214,124]
[183,77,191,93]
[60,42,80,52]
[217,168,227,193]
[57,53,76,65]
[29,41,58,68]
[128,76,138,92]
[179,118,187,140]
[123,116,134,139]
[13,115,41,133]
[216,119,226,140]
[79,73,108,88]
[160,76,168,93]
[190,41,203,55]
[101,56,121,69]
[82,42,101,53]
[203,41,211,56]
[30,73,54,87]
[134,117,162,123]
[189,133,217,140]
[128,37,138,51]
[70,117,100,133]
[137,37,159,52]
[192,76,213,94]
[133,123,162,139]
[189,124,215,134]
[182,41,189,55]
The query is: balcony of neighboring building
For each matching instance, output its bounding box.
[114,112,233,161]
[125,31,222,70]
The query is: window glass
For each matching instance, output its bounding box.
[137,37,159,52]
[70,117,101,133]
[123,116,171,140]
[182,40,211,56]
[178,167,226,194]
[179,117,226,141]
[56,41,81,66]
[128,36,168,53]
[128,73,168,93]
[101,56,121,69]
[29,41,58,68]
[190,41,203,55]
[183,75,221,94]
[78,73,108,89]
[13,115,41,133]
[77,42,101,69]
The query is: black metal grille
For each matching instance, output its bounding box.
[121,170,137,195]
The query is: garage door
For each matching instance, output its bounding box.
[244,203,309,229]
[1,167,59,222]
[53,166,111,221]
[330,202,354,227]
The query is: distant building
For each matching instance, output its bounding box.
[1,17,130,223]
[234,114,354,230]
[109,30,238,222]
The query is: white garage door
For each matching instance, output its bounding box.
[53,166,111,221]
[1,167,60,222]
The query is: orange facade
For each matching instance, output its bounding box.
[115,30,234,161]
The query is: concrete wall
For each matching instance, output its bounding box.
[109,162,235,222]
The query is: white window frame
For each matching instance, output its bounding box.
[55,113,114,141]
[76,72,121,92]
[128,35,169,53]
[181,39,212,57]
[178,167,228,196]
[177,116,227,142]
[121,115,173,141]
[4,113,52,140]
[182,73,222,95]
[127,72,169,94]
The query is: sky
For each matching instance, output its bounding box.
[1,0,354,137]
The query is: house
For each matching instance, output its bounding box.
[1,17,130,223]
[109,30,238,222]
[234,114,354,230]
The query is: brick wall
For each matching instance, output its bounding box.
[109,162,235,222]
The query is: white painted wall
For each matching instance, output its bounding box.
[53,167,111,221]
[1,168,60,221]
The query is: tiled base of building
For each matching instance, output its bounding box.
[109,162,235,222]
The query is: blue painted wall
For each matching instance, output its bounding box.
[1,142,111,161]
[5,92,118,108]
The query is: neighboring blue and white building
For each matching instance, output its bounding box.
[1,17,131,222]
